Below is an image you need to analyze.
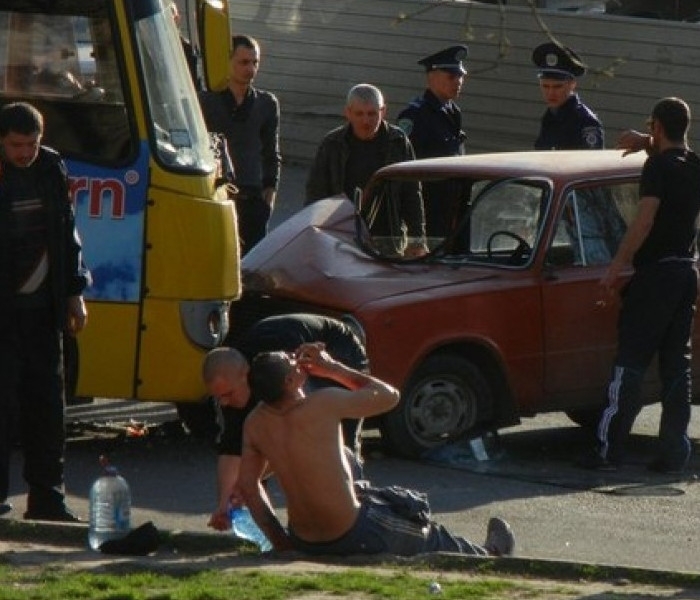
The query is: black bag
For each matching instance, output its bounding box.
[99,521,160,556]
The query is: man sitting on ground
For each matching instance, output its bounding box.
[202,313,367,532]
[235,343,515,556]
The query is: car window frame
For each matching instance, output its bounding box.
[545,177,640,270]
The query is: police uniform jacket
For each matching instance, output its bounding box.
[0,147,90,330]
[397,89,465,158]
[535,93,603,150]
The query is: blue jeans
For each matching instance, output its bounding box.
[288,497,487,557]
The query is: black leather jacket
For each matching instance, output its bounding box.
[0,146,90,328]
[305,121,425,239]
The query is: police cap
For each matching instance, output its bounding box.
[418,45,468,75]
[532,42,586,80]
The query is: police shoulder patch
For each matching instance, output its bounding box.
[581,126,602,148]
[397,118,414,136]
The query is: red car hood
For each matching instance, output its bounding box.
[241,197,498,311]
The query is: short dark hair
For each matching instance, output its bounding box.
[249,352,290,404]
[651,97,690,143]
[0,102,44,137]
[231,34,259,54]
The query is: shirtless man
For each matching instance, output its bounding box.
[235,343,515,556]
[201,313,367,532]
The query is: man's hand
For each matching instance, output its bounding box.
[66,295,87,335]
[599,259,625,296]
[616,129,651,157]
[295,342,335,377]
[207,508,231,532]
[404,241,428,258]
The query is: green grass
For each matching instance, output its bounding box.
[0,565,542,600]
[3,555,700,599]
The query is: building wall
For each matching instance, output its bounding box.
[228,0,700,164]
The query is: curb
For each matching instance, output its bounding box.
[0,517,236,555]
[2,518,700,588]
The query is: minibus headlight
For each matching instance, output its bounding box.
[180,300,230,349]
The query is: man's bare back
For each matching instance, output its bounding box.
[246,390,361,541]
[236,344,399,549]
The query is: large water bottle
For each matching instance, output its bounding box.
[88,456,131,551]
[230,506,272,552]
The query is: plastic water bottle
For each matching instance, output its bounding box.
[230,506,272,552]
[88,456,131,551]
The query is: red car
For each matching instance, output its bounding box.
[231,150,693,458]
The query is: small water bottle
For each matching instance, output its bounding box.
[230,506,272,552]
[88,456,131,551]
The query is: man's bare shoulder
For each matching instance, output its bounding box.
[242,402,268,434]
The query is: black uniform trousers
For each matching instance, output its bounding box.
[0,306,67,509]
[597,261,697,467]
[235,187,272,256]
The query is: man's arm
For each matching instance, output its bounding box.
[236,427,293,551]
[599,196,659,293]
[580,123,604,149]
[296,343,400,418]
[59,157,90,332]
[616,129,654,157]
[207,454,240,531]
[260,93,281,195]
[396,136,427,256]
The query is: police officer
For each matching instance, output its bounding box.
[532,42,603,150]
[397,44,468,159]
[397,45,467,236]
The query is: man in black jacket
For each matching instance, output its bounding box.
[0,102,91,521]
[198,35,281,255]
[306,83,426,258]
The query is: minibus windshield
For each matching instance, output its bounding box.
[134,6,215,172]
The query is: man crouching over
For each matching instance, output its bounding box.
[235,343,514,556]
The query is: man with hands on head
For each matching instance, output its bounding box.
[202,313,368,532]
[235,343,515,557]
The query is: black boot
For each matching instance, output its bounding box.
[24,486,82,522]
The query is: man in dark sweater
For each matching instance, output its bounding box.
[198,35,281,255]
[0,102,90,521]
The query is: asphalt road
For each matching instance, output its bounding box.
[5,399,700,575]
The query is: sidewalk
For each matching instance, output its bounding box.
[2,517,700,599]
